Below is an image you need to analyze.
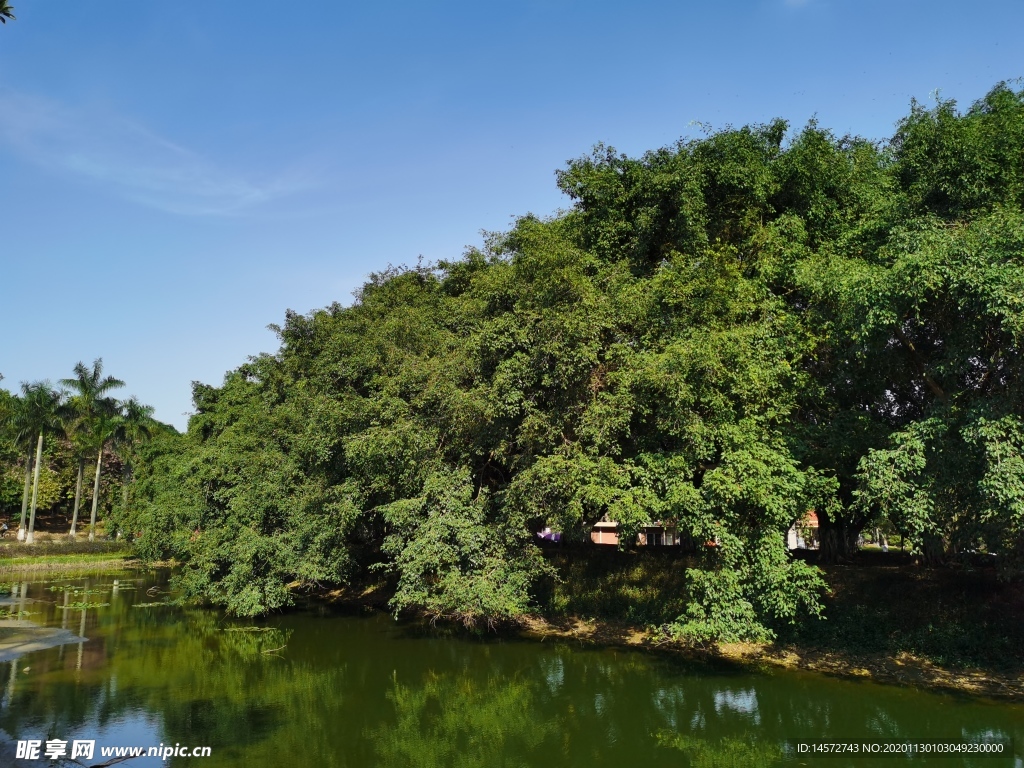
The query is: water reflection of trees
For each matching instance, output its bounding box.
[371,647,1020,768]
[0,575,1020,768]
[0,581,345,763]
[372,672,556,768]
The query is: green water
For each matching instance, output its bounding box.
[0,571,1021,767]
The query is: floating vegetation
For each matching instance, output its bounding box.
[221,626,277,632]
[47,586,109,596]
[0,609,35,619]
[133,602,170,609]
[61,602,110,610]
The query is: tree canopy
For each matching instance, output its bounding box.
[127,82,1024,641]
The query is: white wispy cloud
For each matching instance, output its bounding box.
[0,88,311,215]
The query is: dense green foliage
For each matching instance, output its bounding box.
[125,82,1024,642]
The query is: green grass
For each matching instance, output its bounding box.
[0,551,131,567]
[0,539,133,569]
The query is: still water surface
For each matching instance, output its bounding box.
[1,570,1022,767]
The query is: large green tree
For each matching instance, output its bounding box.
[0,386,30,522]
[844,84,1024,568]
[132,80,1024,641]
[1,390,35,533]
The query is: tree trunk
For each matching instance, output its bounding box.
[918,533,946,566]
[88,447,103,542]
[817,517,860,563]
[26,433,44,544]
[70,458,85,538]
[17,453,32,541]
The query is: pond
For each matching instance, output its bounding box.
[0,571,1021,767]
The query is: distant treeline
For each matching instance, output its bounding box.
[0,361,168,543]
[123,82,1024,642]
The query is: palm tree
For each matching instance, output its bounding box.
[61,360,124,538]
[16,382,65,544]
[112,397,156,521]
[0,2,15,24]
[86,397,121,542]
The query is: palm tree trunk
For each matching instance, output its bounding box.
[70,458,85,538]
[26,433,44,544]
[88,447,103,542]
[16,453,32,541]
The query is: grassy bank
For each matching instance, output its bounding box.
[0,539,135,572]
[785,553,1024,672]
[528,547,1024,700]
[540,547,1024,669]
[539,547,692,625]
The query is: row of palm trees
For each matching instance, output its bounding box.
[2,359,155,544]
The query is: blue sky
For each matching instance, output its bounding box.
[1,0,1021,429]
